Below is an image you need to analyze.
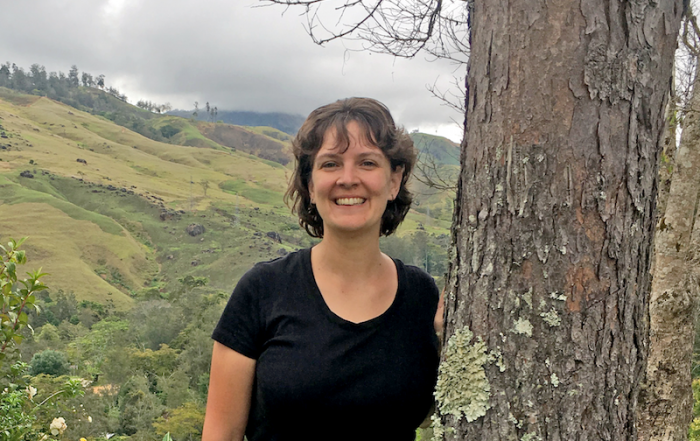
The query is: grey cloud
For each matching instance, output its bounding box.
[0,0,464,139]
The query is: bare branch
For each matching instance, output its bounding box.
[260,0,469,64]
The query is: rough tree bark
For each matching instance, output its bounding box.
[438,0,684,440]
[636,71,700,440]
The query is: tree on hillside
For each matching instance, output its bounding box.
[29,64,47,91]
[267,0,685,438]
[81,72,94,88]
[68,65,79,88]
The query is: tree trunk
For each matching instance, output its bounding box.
[637,72,700,441]
[437,1,683,440]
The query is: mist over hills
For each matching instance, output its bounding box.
[168,109,305,135]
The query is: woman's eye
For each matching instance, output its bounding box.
[321,162,337,169]
[361,161,377,167]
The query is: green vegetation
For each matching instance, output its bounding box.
[411,132,460,166]
[29,350,69,376]
[691,379,700,440]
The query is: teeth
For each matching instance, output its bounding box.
[336,198,365,206]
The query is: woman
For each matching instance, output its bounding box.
[203,97,441,441]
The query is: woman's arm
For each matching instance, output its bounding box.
[202,341,257,441]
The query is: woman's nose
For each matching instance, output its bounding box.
[336,164,359,186]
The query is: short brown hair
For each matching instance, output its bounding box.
[285,97,417,238]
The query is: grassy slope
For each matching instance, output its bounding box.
[0,95,296,306]
[411,133,460,166]
[0,91,452,309]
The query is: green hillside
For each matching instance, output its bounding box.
[0,88,454,309]
[411,132,460,166]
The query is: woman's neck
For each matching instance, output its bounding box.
[312,231,384,276]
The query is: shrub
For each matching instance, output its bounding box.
[30,350,69,376]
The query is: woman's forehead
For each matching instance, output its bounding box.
[320,120,377,150]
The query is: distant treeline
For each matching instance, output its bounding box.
[0,62,186,143]
[0,62,128,103]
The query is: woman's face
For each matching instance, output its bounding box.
[308,121,403,238]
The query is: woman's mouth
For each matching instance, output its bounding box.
[335,197,366,206]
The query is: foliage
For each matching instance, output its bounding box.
[0,361,86,441]
[1,238,48,364]
[117,375,165,437]
[690,379,700,440]
[152,402,205,441]
[29,350,69,376]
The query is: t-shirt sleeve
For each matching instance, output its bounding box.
[211,266,265,359]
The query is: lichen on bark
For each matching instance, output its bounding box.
[434,327,491,425]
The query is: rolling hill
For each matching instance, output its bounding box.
[0,87,455,308]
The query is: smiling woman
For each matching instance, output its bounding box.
[308,121,403,237]
[203,97,442,441]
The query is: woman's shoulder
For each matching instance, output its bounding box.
[242,247,311,285]
[393,258,437,286]
[391,258,439,303]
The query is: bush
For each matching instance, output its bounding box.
[30,350,69,376]
[690,379,700,440]
[0,237,47,364]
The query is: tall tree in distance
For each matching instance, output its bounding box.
[81,72,94,87]
[68,65,79,87]
[266,0,686,439]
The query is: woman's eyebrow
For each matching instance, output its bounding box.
[356,151,384,159]
[315,152,342,161]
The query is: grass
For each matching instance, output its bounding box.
[243,125,293,142]
[0,201,145,310]
[219,179,283,205]
[0,174,125,235]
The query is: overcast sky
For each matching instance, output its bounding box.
[0,0,466,141]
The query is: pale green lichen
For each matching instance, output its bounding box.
[521,433,540,441]
[549,292,567,301]
[540,308,561,327]
[508,412,518,425]
[434,327,491,424]
[489,348,506,372]
[522,288,533,309]
[551,373,559,387]
[512,318,533,337]
[431,414,445,440]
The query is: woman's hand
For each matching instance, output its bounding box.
[202,342,256,441]
[434,289,444,337]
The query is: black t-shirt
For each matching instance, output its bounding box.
[212,248,439,441]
